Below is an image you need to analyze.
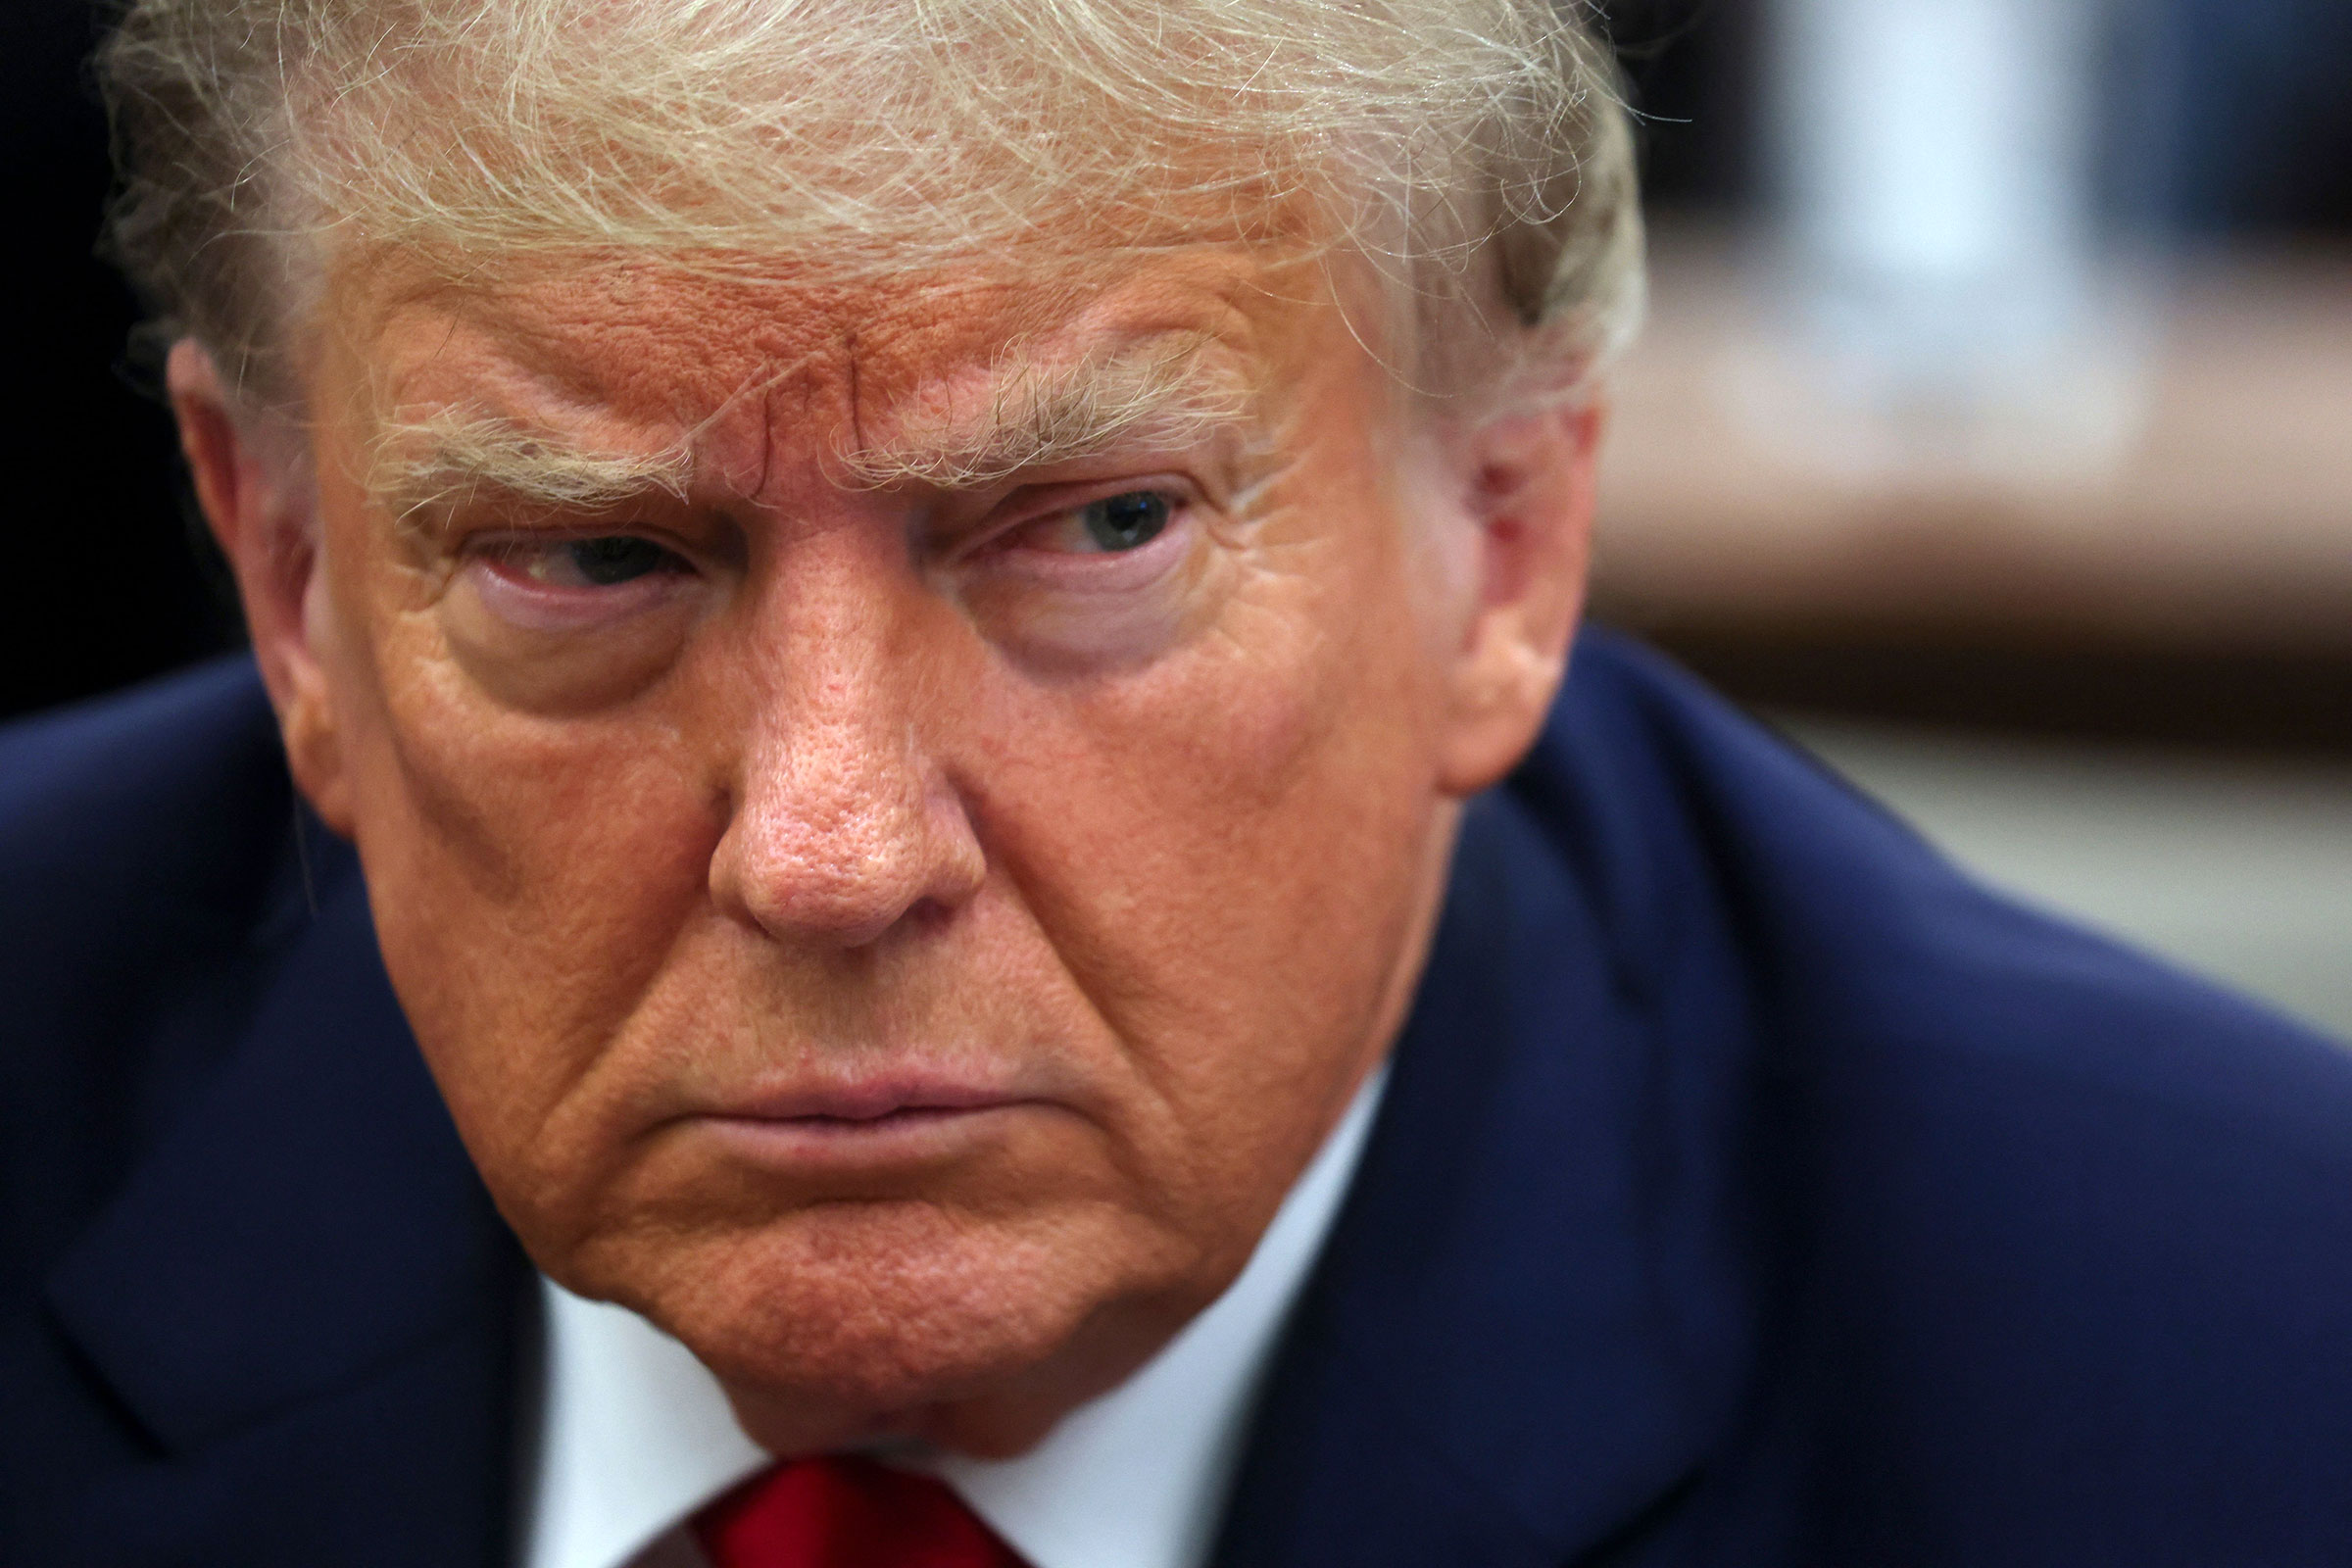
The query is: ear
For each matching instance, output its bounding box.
[168,341,356,832]
[1431,395,1601,797]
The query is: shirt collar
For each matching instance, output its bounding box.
[521,1066,1389,1568]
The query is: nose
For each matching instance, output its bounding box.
[708,592,986,950]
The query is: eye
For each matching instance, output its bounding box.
[495,534,689,589]
[1052,490,1174,554]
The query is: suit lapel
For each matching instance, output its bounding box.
[45,835,531,1567]
[1213,774,1758,1567]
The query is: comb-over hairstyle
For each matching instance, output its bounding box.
[100,0,1643,407]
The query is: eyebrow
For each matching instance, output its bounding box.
[366,412,697,524]
[366,332,1253,521]
[838,333,1253,489]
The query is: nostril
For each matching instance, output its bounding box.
[898,895,963,935]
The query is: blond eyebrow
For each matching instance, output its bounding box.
[838,335,1252,491]
[366,411,697,522]
[363,334,1250,518]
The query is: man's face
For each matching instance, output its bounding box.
[274,243,1509,1453]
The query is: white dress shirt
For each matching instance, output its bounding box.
[519,1067,1388,1568]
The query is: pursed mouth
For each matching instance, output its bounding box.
[744,1103,1005,1131]
[691,1094,1043,1167]
[721,1081,1028,1123]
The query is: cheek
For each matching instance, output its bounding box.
[963,488,1443,1136]
[306,470,724,1166]
[340,625,725,1171]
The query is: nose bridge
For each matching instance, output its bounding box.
[761,588,914,818]
[713,542,977,946]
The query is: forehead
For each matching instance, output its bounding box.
[326,245,1349,455]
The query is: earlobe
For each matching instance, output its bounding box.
[167,341,355,832]
[1433,398,1600,797]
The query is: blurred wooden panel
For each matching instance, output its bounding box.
[1593,228,2352,749]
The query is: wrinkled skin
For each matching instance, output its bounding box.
[172,241,1598,1457]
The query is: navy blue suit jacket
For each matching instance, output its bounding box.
[9,631,2352,1566]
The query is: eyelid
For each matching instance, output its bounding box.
[465,524,699,565]
[955,474,1199,559]
[465,529,700,600]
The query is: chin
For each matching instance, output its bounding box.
[600,1199,1180,1448]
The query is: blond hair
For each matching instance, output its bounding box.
[101,0,1643,407]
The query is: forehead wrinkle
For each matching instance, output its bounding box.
[836,332,1255,491]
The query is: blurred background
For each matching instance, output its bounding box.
[5,0,2347,1034]
[1600,0,2352,1039]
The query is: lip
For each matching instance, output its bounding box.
[721,1075,1028,1124]
[687,1071,1052,1165]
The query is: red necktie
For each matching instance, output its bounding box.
[693,1455,1029,1568]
